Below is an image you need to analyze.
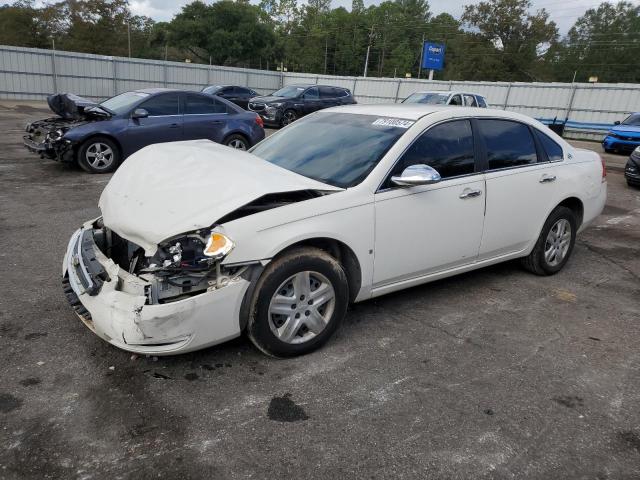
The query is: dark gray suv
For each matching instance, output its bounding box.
[248,84,357,127]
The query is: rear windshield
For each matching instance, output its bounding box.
[250,113,410,188]
[100,91,150,115]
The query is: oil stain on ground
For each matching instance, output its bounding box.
[618,431,640,453]
[553,395,584,409]
[268,393,309,422]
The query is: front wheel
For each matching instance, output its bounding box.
[281,109,298,127]
[521,206,577,275]
[247,247,349,357]
[77,137,120,173]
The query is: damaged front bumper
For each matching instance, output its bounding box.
[62,221,251,355]
[23,134,75,162]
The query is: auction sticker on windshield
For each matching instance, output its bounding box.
[372,118,415,128]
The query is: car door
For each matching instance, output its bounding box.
[373,119,485,287]
[302,87,321,114]
[126,92,182,154]
[319,86,339,108]
[477,119,559,259]
[233,87,252,109]
[182,93,230,143]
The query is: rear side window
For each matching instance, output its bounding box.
[140,94,180,116]
[234,87,250,95]
[391,119,475,181]
[319,86,335,99]
[478,119,537,170]
[535,130,564,161]
[463,95,477,107]
[304,87,319,99]
[185,94,227,114]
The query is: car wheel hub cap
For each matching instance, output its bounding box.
[229,139,247,150]
[544,218,571,267]
[86,143,114,169]
[268,271,335,344]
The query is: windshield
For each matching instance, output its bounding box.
[621,113,640,126]
[402,92,449,104]
[250,113,411,188]
[271,86,306,98]
[202,86,222,94]
[100,91,150,115]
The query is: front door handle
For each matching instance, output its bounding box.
[169,123,180,128]
[539,174,556,183]
[210,120,223,125]
[459,188,482,199]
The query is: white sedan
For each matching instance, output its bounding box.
[62,105,607,357]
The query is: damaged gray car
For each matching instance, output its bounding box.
[24,89,265,173]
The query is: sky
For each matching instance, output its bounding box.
[128,0,620,34]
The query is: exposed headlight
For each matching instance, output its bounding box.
[203,232,234,259]
[268,102,283,108]
[47,129,65,141]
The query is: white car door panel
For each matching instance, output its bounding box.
[374,176,485,286]
[480,165,558,258]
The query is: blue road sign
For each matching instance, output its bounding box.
[422,42,445,71]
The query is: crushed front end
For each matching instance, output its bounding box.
[23,118,77,162]
[62,218,255,355]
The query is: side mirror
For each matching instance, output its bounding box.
[391,164,441,187]
[614,120,621,125]
[132,108,149,119]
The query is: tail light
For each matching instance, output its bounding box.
[255,114,264,128]
[601,156,607,180]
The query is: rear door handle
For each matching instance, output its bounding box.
[210,120,223,125]
[459,188,482,199]
[539,174,556,183]
[169,123,180,128]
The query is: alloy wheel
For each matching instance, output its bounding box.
[228,138,248,150]
[85,142,114,170]
[544,218,572,267]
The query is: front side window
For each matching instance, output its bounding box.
[535,130,564,161]
[185,94,227,115]
[463,95,477,107]
[140,93,180,116]
[386,119,475,186]
[478,119,538,170]
[250,113,409,188]
[449,95,463,106]
[304,87,319,100]
[476,96,487,108]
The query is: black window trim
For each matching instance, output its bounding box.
[182,92,228,116]
[376,116,483,193]
[137,92,182,117]
[533,127,565,164]
[474,117,565,174]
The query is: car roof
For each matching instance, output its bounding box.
[324,104,532,122]
[134,88,180,94]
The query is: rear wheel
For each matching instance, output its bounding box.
[281,109,297,127]
[223,134,249,150]
[521,206,577,275]
[77,137,120,173]
[247,247,349,357]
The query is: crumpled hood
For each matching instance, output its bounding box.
[47,93,108,120]
[99,140,341,255]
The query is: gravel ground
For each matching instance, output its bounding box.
[1,102,639,479]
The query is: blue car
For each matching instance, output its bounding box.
[602,112,640,154]
[24,88,265,173]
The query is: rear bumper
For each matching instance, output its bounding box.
[62,222,250,355]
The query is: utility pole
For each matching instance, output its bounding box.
[363,25,375,78]
[418,33,425,79]
[324,37,328,75]
[127,20,131,58]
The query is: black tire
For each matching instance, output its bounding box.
[77,136,120,174]
[521,206,577,276]
[281,109,298,127]
[247,247,349,357]
[223,133,250,150]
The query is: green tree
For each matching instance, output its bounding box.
[462,0,558,81]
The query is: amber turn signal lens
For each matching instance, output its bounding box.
[203,232,234,258]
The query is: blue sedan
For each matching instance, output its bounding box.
[23,88,265,173]
[602,113,640,154]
